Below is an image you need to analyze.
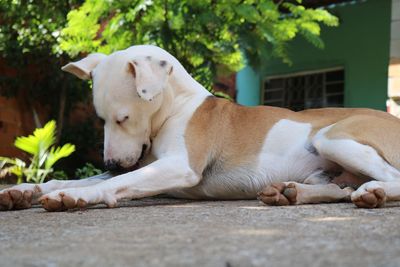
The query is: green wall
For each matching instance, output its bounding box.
[237,0,391,110]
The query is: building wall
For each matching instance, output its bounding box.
[0,96,24,158]
[387,0,400,115]
[237,0,392,110]
[391,0,400,59]
[0,94,49,159]
[0,58,40,159]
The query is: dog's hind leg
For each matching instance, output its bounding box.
[258,181,354,206]
[0,172,114,211]
[313,131,400,208]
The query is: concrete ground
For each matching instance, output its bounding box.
[1,189,400,267]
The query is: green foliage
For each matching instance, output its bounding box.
[74,163,102,179]
[0,0,81,56]
[60,0,339,88]
[0,121,75,184]
[50,170,69,180]
[0,157,26,184]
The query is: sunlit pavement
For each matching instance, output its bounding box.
[1,186,399,267]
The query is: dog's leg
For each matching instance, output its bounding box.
[313,136,400,208]
[38,157,200,211]
[258,182,353,206]
[0,172,113,211]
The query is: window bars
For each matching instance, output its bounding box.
[263,69,344,111]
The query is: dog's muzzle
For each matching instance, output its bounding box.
[104,144,148,173]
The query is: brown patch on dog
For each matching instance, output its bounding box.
[184,97,294,175]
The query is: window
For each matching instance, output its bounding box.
[262,69,345,111]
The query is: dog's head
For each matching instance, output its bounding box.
[62,52,173,171]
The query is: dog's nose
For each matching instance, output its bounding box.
[104,160,121,171]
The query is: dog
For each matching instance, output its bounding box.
[1,45,400,211]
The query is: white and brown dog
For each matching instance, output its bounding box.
[1,45,400,211]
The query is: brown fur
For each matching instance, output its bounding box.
[185,97,400,176]
[185,97,292,175]
[324,114,400,170]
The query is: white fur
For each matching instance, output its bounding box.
[258,119,327,183]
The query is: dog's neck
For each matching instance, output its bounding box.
[150,61,211,139]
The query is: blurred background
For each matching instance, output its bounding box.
[0,0,398,183]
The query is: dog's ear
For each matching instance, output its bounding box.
[128,59,173,102]
[61,53,106,80]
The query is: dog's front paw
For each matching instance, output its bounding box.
[0,184,41,211]
[351,182,386,208]
[39,188,117,212]
[258,182,297,206]
[39,189,89,212]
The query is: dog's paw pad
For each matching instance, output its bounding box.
[62,195,76,209]
[40,196,66,212]
[352,188,386,208]
[77,199,88,208]
[0,190,13,211]
[283,183,298,203]
[0,189,33,211]
[258,183,297,206]
[62,195,87,209]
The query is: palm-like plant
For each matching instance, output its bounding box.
[0,120,75,184]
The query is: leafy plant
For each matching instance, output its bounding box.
[0,121,75,184]
[74,163,102,179]
[0,157,26,184]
